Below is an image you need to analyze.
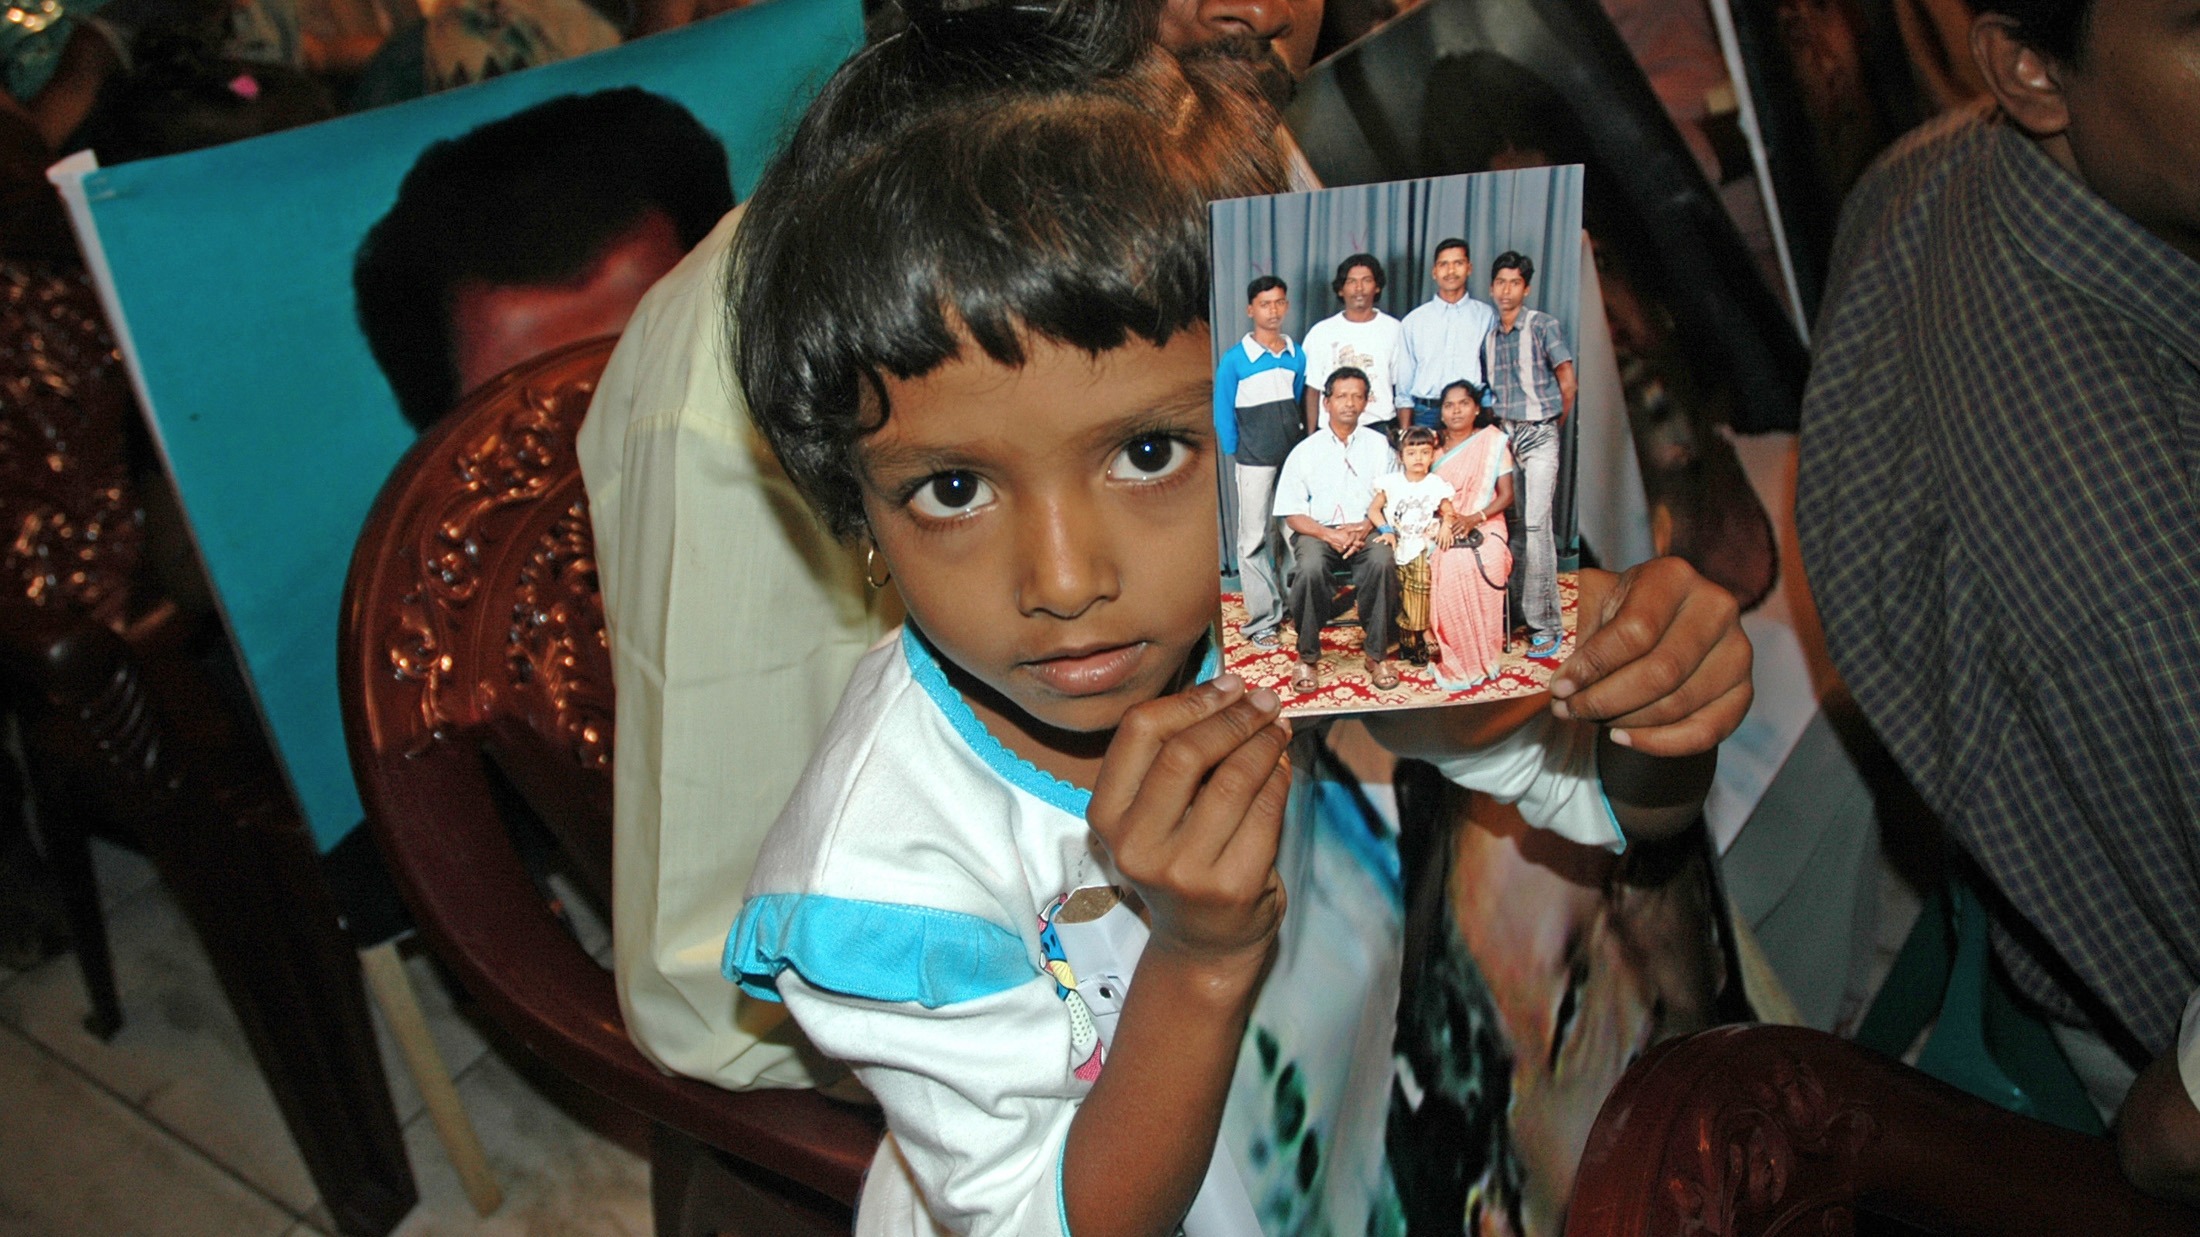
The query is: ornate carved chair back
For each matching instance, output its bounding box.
[0,263,144,631]
[342,336,876,1234]
[346,337,616,903]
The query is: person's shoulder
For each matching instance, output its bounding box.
[749,633,941,885]
[1831,104,2001,264]
[580,205,744,446]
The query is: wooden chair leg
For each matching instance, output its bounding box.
[38,798,123,1040]
[649,1122,854,1237]
[359,940,502,1216]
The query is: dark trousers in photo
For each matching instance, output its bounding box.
[1289,534,1398,663]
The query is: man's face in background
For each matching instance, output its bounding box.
[1161,0,1325,104]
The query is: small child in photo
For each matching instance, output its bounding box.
[1367,424,1455,667]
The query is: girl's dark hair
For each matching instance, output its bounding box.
[733,0,1285,539]
[1398,425,1439,450]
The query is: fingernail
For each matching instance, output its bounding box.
[1609,728,1634,747]
[1248,686,1279,713]
[1210,672,1244,696]
[1550,677,1576,699]
[1550,698,1571,720]
[1273,714,1293,736]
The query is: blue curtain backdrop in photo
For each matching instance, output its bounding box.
[59,0,862,850]
[1207,166,1585,371]
[1208,165,1590,570]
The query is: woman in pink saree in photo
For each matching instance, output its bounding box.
[1428,379,1516,689]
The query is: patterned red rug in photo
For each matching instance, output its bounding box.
[1219,574,1578,717]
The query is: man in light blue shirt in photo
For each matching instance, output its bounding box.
[1392,237,1497,430]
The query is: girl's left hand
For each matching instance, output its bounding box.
[1550,558,1752,757]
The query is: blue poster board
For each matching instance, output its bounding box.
[55,0,862,850]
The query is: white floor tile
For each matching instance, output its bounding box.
[0,880,319,1212]
[390,1053,649,1237]
[0,1024,294,1237]
[89,837,159,911]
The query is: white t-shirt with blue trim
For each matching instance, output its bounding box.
[726,625,1622,1237]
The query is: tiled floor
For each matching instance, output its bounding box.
[0,841,651,1237]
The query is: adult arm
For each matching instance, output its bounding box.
[26,26,120,152]
[1285,514,1346,552]
[2118,991,2200,1206]
[580,210,880,1093]
[1555,359,1577,426]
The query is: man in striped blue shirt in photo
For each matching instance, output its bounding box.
[1214,275,1306,647]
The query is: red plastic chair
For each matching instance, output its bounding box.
[339,337,881,1236]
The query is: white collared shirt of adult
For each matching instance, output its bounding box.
[1271,425,1399,532]
[1394,293,1498,404]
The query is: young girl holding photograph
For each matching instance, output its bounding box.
[723,4,1752,1234]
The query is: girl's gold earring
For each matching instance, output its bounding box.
[864,544,893,590]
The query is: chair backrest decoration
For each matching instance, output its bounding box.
[342,337,879,1227]
[0,264,142,622]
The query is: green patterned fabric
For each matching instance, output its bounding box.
[1797,103,2200,1058]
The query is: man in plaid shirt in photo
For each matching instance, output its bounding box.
[1796,0,2200,1203]
[1481,251,1575,658]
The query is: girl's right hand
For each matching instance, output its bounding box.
[1086,674,1292,973]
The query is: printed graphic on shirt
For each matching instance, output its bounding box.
[1209,166,1584,718]
[1038,893,1104,1083]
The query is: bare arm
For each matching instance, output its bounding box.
[27,27,119,152]
[1286,513,1343,551]
[2118,1044,2200,1206]
[1069,678,1291,1237]
[1303,387,1321,436]
[1555,359,1577,425]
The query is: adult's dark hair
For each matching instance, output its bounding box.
[734,0,1284,540]
[1325,365,1370,397]
[1489,250,1534,287]
[353,88,732,430]
[1973,0,2094,64]
[1331,252,1384,297]
[1432,236,1470,264]
[1247,274,1288,302]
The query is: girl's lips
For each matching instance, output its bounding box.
[1024,643,1146,697]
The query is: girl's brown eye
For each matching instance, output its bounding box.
[1108,434,1191,482]
[908,471,995,519]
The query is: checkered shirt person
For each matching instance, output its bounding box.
[1481,306,1572,424]
[1797,104,2200,1059]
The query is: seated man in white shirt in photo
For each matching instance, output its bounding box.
[1299,252,1403,442]
[1273,366,1403,694]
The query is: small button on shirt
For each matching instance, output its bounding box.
[1272,426,1398,530]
